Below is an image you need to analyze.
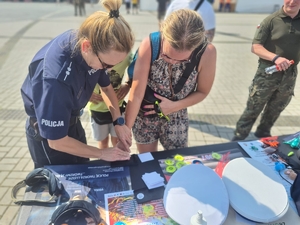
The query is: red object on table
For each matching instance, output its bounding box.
[215,152,231,178]
[260,136,279,148]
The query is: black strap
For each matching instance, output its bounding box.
[11,168,66,206]
[172,0,205,94]
[148,32,207,95]
[173,41,208,94]
[50,200,101,225]
[11,180,59,206]
[150,32,161,62]
[194,0,205,11]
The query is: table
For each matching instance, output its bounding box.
[15,135,300,225]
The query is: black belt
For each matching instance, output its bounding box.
[29,117,43,141]
[29,117,38,128]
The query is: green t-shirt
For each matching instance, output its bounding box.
[87,53,132,113]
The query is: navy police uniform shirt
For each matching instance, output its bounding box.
[21,30,110,140]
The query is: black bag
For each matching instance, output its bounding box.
[49,200,102,225]
[140,86,161,113]
[11,168,66,205]
[91,101,127,125]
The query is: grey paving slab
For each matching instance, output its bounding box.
[0,2,299,225]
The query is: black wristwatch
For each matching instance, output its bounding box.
[113,117,125,126]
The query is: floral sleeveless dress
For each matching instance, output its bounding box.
[132,56,200,150]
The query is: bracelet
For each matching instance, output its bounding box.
[272,55,280,64]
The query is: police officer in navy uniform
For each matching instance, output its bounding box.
[21,0,134,168]
[232,0,300,141]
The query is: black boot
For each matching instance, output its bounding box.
[231,132,247,141]
[254,130,271,138]
[231,135,246,141]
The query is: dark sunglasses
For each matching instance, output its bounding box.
[94,50,115,69]
[160,41,193,64]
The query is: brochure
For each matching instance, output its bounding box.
[104,190,178,225]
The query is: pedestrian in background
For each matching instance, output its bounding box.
[219,0,224,12]
[166,0,216,42]
[90,0,95,7]
[232,0,300,141]
[157,0,170,28]
[131,0,138,14]
[79,0,86,16]
[21,0,134,168]
[125,0,131,14]
[224,0,231,12]
[125,9,216,153]
[74,0,86,16]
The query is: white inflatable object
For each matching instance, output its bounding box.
[163,164,229,225]
[222,157,289,223]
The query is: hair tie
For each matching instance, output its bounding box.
[109,10,119,18]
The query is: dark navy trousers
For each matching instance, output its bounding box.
[25,117,89,168]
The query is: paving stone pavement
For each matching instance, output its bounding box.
[0,2,299,224]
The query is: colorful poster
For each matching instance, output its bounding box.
[45,164,131,208]
[104,190,178,225]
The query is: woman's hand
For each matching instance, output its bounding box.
[99,146,130,161]
[89,92,103,104]
[284,169,298,181]
[116,141,131,153]
[114,125,132,152]
[143,93,175,116]
[116,84,130,100]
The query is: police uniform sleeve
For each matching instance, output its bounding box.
[97,70,111,87]
[33,78,74,140]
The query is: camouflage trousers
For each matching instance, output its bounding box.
[234,61,297,138]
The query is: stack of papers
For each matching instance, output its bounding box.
[138,152,154,163]
[142,172,165,189]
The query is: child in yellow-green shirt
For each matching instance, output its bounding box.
[87,53,132,149]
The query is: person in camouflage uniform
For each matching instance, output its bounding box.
[232,0,300,141]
